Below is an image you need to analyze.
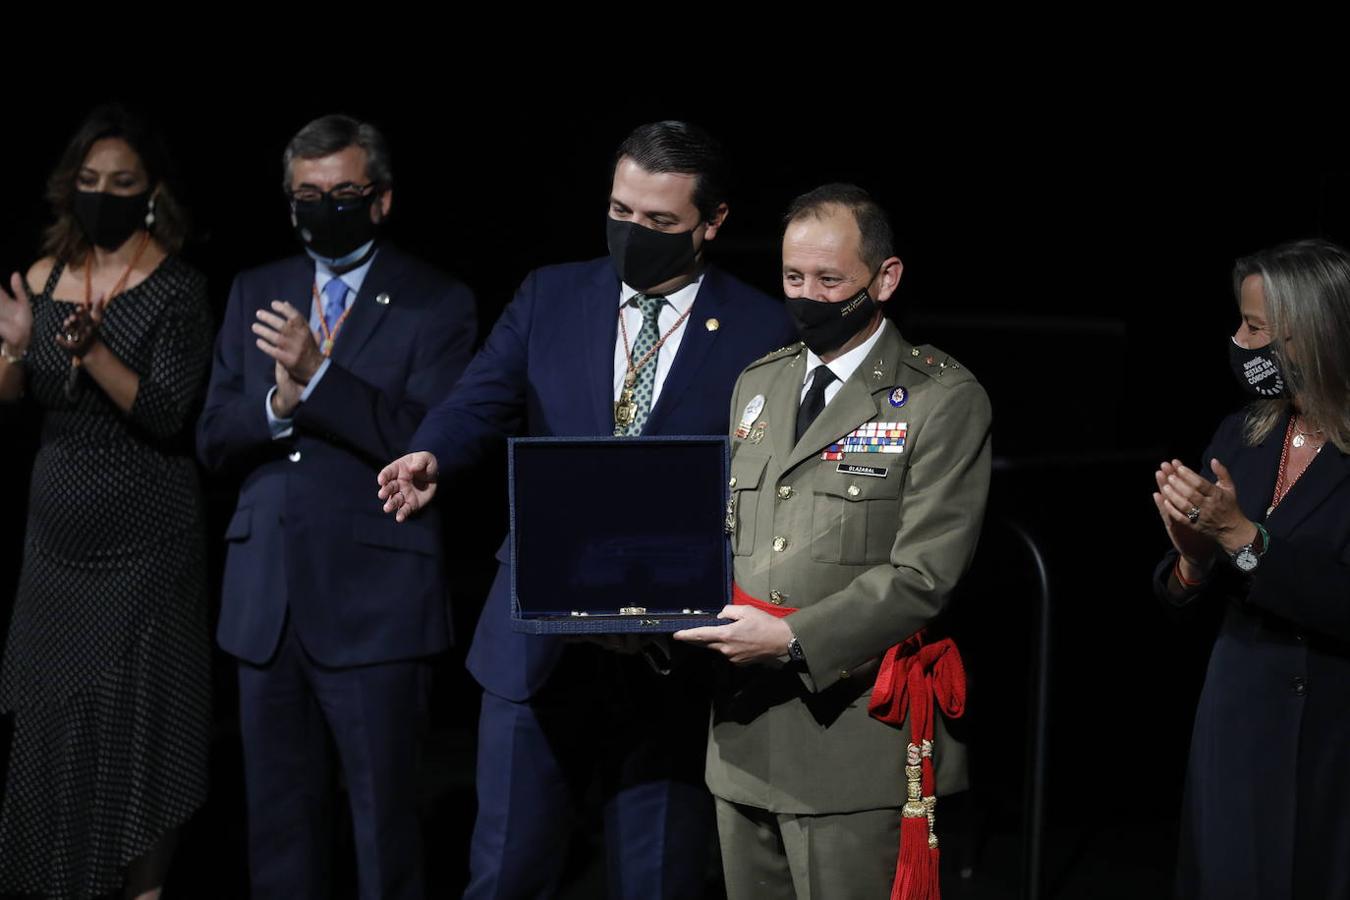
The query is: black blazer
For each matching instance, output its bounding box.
[1154,408,1350,899]
[1157,408,1350,640]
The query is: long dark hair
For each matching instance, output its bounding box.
[42,103,189,266]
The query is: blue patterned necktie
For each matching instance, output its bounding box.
[617,292,665,436]
[322,278,349,338]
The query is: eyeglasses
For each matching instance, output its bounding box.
[286,182,379,206]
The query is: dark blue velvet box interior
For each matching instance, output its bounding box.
[508,436,732,634]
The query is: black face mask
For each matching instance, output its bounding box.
[1228,336,1289,399]
[74,190,149,251]
[606,217,699,291]
[785,283,880,357]
[292,193,380,262]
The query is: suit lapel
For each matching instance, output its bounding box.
[1265,438,1350,535]
[643,268,725,434]
[584,263,622,434]
[1226,415,1284,524]
[1226,409,1350,535]
[780,322,901,475]
[328,245,403,367]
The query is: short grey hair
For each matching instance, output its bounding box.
[1234,238,1350,452]
[282,114,393,190]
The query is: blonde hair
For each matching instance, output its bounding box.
[1233,239,1350,452]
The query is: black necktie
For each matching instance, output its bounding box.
[796,365,837,443]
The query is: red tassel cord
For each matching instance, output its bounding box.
[731,584,967,899]
[868,634,967,900]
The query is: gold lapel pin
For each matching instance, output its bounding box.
[705,318,719,331]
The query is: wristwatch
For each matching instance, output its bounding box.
[786,635,806,664]
[1231,523,1270,573]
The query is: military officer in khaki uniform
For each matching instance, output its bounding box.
[676,184,991,899]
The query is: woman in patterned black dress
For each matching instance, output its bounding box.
[0,106,212,899]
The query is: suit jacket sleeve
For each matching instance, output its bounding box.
[196,273,277,472]
[410,269,537,475]
[789,378,993,692]
[295,279,477,464]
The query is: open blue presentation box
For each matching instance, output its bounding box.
[508,436,733,634]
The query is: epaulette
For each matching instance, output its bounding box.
[900,344,977,387]
[743,341,804,370]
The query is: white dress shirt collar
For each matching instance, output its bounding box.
[314,240,379,301]
[618,273,703,317]
[802,319,888,389]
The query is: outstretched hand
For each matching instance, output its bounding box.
[377,451,440,522]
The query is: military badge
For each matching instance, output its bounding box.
[736,394,765,440]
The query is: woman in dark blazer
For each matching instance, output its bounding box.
[1152,238,1350,899]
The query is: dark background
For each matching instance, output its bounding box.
[2,82,1348,897]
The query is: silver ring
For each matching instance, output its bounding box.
[1187,506,1201,524]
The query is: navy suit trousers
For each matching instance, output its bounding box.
[237,622,429,900]
[467,645,715,899]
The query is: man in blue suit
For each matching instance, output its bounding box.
[378,121,797,898]
[197,114,476,900]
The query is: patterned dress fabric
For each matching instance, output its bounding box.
[0,256,214,898]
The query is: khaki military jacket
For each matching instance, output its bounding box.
[706,319,992,814]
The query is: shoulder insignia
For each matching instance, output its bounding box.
[901,344,977,387]
[745,342,804,370]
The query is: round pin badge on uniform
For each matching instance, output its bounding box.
[376,293,391,306]
[705,318,719,331]
[889,386,908,408]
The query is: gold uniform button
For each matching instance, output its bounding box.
[846,484,861,497]
[777,485,794,500]
[728,476,737,488]
[769,590,786,605]
[772,536,789,552]
[839,669,851,680]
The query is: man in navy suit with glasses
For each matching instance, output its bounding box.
[198,113,476,900]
